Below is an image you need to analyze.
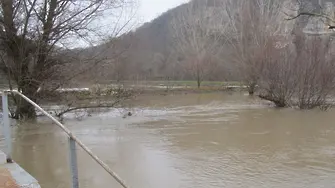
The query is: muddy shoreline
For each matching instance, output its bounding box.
[134,86,248,96]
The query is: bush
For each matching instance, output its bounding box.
[258,35,335,109]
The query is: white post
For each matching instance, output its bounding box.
[69,137,79,188]
[1,92,12,162]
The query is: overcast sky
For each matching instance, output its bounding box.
[69,0,190,47]
[138,0,190,23]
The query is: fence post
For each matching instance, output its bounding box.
[69,137,79,188]
[1,92,12,162]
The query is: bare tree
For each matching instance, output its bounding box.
[0,0,134,119]
[171,0,225,88]
[258,34,335,109]
[224,0,286,95]
[258,36,297,107]
[295,35,335,109]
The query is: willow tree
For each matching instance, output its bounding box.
[224,0,286,95]
[0,0,133,119]
[171,0,226,88]
[259,1,335,109]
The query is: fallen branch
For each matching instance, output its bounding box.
[55,99,122,118]
[54,87,135,118]
[284,11,335,28]
[258,94,287,108]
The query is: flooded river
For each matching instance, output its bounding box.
[5,93,335,187]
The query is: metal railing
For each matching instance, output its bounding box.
[1,90,130,188]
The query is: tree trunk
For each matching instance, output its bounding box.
[258,94,286,108]
[197,77,201,88]
[248,82,257,95]
[13,84,38,119]
[14,99,36,119]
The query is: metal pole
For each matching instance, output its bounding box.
[12,90,130,188]
[1,92,12,162]
[69,137,79,188]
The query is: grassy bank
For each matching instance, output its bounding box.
[136,80,242,87]
[0,81,247,106]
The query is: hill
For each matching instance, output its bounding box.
[78,0,335,84]
[82,0,235,83]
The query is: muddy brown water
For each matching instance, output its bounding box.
[4,93,335,188]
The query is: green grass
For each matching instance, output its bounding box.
[137,80,242,87]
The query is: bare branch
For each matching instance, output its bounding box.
[0,0,135,119]
[55,99,122,118]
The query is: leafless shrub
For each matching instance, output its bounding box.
[258,37,297,107]
[258,34,335,109]
[295,35,335,109]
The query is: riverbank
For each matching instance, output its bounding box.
[0,83,249,118]
[34,83,248,105]
[135,85,247,96]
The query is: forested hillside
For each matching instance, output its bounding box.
[81,0,335,85]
